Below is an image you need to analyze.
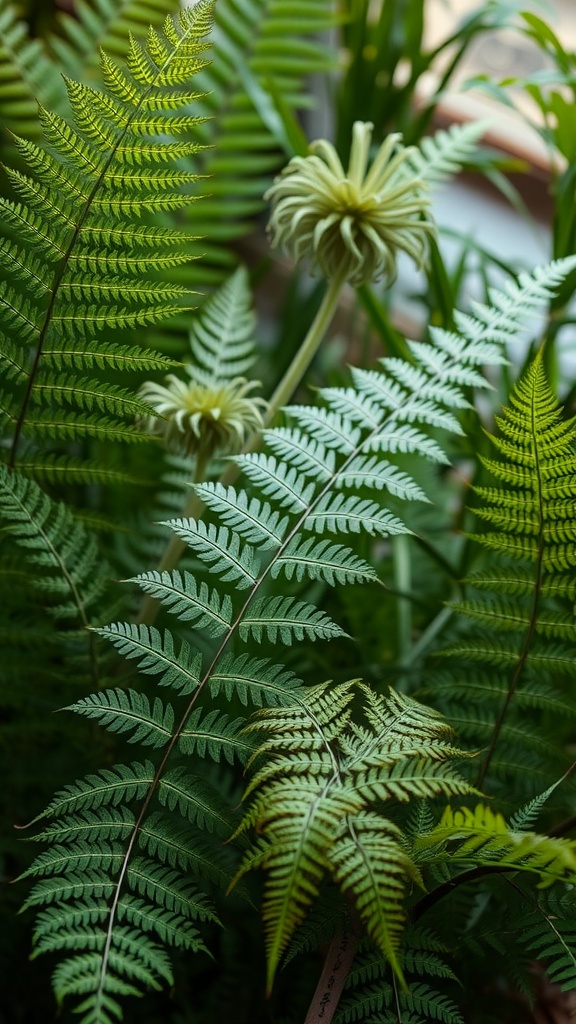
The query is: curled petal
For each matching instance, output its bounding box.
[140,375,267,458]
[266,121,435,287]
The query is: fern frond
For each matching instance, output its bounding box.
[23,262,576,1020]
[128,569,233,636]
[67,689,175,749]
[93,623,202,694]
[163,519,259,589]
[239,595,347,644]
[208,653,303,707]
[32,762,156,820]
[234,684,472,991]
[517,890,576,991]
[189,264,257,384]
[415,804,576,887]
[1,1,214,474]
[426,350,576,795]
[178,707,252,764]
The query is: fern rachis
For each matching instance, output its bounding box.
[19,260,576,1023]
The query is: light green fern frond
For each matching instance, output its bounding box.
[235,683,470,993]
[415,804,576,888]
[0,1,214,479]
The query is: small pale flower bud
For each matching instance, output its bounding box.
[140,372,267,459]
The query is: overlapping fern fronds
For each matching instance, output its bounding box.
[162,0,339,285]
[50,0,177,74]
[0,1,213,481]
[235,683,473,993]
[21,261,576,1021]
[0,0,65,143]
[424,351,576,797]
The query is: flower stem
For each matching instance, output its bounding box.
[136,271,347,626]
[263,270,348,426]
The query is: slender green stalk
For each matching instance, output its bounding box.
[393,534,413,685]
[136,271,348,626]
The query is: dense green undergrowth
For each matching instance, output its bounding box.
[2,1,576,1023]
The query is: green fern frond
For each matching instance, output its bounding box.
[67,689,175,749]
[210,653,304,707]
[0,467,110,696]
[189,264,257,384]
[415,804,576,887]
[30,762,157,821]
[1,1,214,476]
[93,623,203,694]
[234,683,471,991]
[22,262,576,1019]
[0,0,65,142]
[515,890,576,991]
[425,350,576,795]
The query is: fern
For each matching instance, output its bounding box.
[0,0,65,143]
[0,3,213,480]
[0,464,113,701]
[414,804,576,887]
[424,351,576,796]
[160,0,339,285]
[235,683,472,993]
[50,0,177,74]
[20,261,576,1021]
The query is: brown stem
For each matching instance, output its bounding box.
[303,919,362,1024]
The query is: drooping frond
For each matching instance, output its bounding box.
[234,684,471,993]
[423,351,576,796]
[0,466,109,676]
[22,261,576,1020]
[516,889,576,992]
[0,2,214,479]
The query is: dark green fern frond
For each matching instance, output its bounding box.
[517,888,576,992]
[0,465,108,635]
[22,262,576,1020]
[424,351,576,797]
[0,0,65,143]
[0,1,214,479]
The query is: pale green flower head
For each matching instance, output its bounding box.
[266,121,435,287]
[140,371,267,459]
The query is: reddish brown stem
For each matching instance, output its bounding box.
[304,920,362,1024]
